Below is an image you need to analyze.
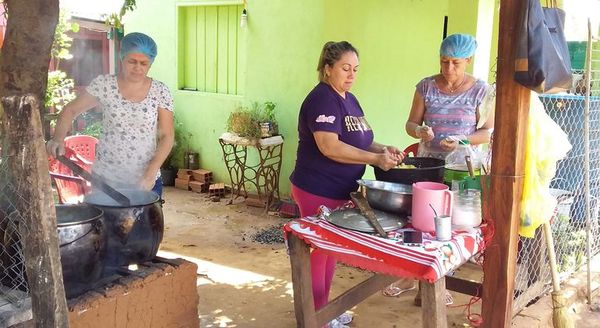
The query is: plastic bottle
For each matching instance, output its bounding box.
[443,139,481,187]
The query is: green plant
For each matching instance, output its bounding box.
[226,101,278,139]
[226,107,261,139]
[166,116,193,168]
[45,71,76,113]
[78,121,103,138]
[262,101,277,122]
[104,0,137,31]
[51,11,79,66]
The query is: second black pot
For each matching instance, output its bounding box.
[84,189,164,270]
[56,204,106,298]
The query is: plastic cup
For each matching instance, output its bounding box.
[434,215,452,241]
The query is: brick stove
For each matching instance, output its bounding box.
[67,257,199,328]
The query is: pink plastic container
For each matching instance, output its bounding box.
[411,182,453,232]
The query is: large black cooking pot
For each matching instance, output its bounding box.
[373,157,445,185]
[84,189,163,270]
[56,204,106,298]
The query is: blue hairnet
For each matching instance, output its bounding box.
[120,32,158,63]
[439,34,477,59]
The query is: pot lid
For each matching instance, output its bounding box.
[324,208,406,233]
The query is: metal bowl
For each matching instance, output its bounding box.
[357,179,412,215]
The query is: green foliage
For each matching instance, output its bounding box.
[166,116,193,168]
[45,71,75,112]
[104,0,137,31]
[226,101,277,139]
[51,11,79,63]
[553,214,586,273]
[45,10,78,121]
[78,122,103,138]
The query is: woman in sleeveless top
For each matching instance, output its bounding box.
[405,33,494,160]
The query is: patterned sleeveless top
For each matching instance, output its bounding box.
[415,76,489,159]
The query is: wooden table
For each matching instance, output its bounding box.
[284,218,484,328]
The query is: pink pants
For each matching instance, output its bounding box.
[291,184,348,310]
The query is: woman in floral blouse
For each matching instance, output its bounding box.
[46,32,174,197]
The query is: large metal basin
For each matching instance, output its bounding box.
[357,179,412,215]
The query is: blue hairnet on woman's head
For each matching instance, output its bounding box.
[120,32,158,63]
[439,34,477,59]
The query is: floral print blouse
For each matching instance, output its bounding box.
[86,74,173,188]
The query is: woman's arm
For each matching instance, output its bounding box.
[405,91,434,141]
[140,108,175,190]
[313,131,399,170]
[467,105,495,146]
[46,91,99,156]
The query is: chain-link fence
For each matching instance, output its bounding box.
[513,29,600,313]
[0,124,31,313]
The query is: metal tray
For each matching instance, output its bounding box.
[324,208,407,233]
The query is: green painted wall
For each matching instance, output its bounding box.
[126,0,495,198]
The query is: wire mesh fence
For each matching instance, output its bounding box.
[0,125,31,309]
[512,30,600,313]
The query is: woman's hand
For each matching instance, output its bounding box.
[376,147,402,171]
[46,138,65,157]
[139,173,157,191]
[439,138,458,151]
[415,125,435,142]
[383,146,406,163]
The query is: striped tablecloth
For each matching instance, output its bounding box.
[284,217,484,283]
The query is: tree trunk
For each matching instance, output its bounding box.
[1,96,68,328]
[0,0,58,103]
[0,0,69,327]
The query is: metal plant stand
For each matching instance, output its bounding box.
[219,137,283,211]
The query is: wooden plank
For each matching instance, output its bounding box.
[183,6,197,90]
[216,6,229,94]
[195,6,206,92]
[236,5,246,95]
[421,279,448,328]
[227,5,239,94]
[316,274,397,327]
[205,6,218,93]
[287,233,318,328]
[445,276,482,297]
[481,0,531,326]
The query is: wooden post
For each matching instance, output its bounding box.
[421,280,448,328]
[481,0,531,327]
[1,95,69,327]
[288,233,318,328]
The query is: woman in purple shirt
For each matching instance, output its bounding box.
[290,41,404,327]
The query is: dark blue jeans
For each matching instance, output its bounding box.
[151,177,163,198]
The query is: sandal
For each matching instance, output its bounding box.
[445,291,454,306]
[382,279,416,297]
[325,319,349,328]
[337,313,353,325]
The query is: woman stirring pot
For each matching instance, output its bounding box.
[46,32,174,198]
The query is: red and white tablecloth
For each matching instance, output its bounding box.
[284,217,484,283]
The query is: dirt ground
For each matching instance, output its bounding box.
[158,187,600,328]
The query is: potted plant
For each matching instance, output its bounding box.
[259,101,278,137]
[160,117,194,185]
[226,106,262,140]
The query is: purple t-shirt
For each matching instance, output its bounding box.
[290,82,374,199]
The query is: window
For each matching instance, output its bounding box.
[178,4,245,95]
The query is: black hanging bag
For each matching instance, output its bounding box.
[514,0,572,94]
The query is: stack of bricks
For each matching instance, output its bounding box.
[189,169,212,193]
[208,182,225,197]
[174,169,192,190]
